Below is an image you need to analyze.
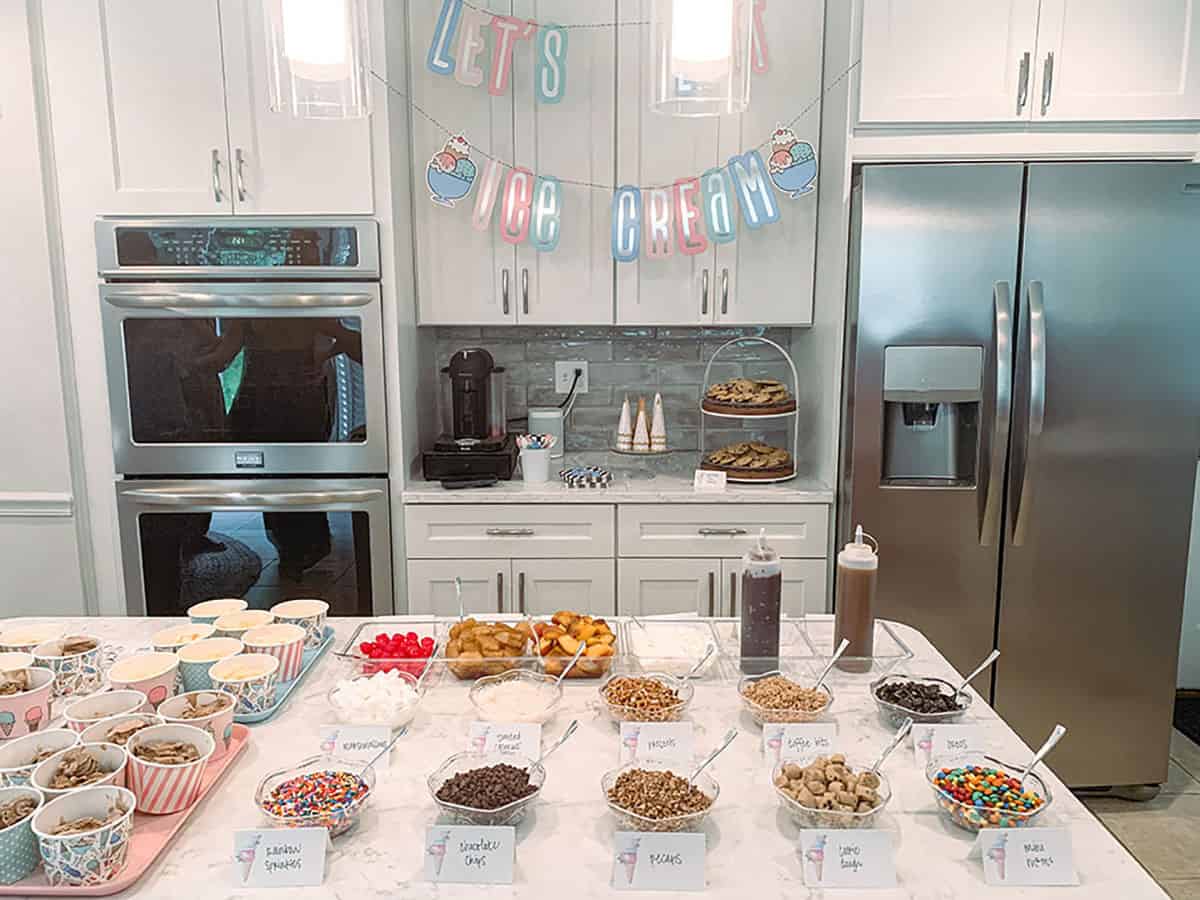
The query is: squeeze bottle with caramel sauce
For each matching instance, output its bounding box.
[834,525,877,672]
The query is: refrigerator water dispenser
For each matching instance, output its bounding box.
[881,346,981,483]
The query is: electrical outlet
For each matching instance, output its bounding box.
[554,361,589,394]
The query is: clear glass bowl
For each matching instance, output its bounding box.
[737,671,834,725]
[467,670,563,724]
[772,757,891,829]
[601,760,718,833]
[255,755,375,838]
[870,674,972,727]
[926,754,1053,832]
[427,751,545,827]
[325,670,422,730]
[599,673,694,724]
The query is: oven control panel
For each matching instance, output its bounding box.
[113,226,360,268]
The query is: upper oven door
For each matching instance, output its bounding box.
[102,281,387,476]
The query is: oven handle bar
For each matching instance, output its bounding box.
[123,488,383,507]
[103,292,374,309]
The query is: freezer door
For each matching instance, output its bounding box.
[843,164,1023,685]
[996,162,1200,787]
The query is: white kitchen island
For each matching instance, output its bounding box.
[2,616,1167,899]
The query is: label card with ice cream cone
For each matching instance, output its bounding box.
[763,723,838,770]
[799,830,897,888]
[612,831,705,891]
[468,721,541,757]
[233,828,328,888]
[970,828,1078,886]
[318,725,393,768]
[912,723,985,767]
[619,721,694,765]
[424,825,515,884]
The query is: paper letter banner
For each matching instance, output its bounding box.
[673,178,709,256]
[427,0,463,76]
[471,158,505,230]
[531,176,562,252]
[751,0,770,73]
[500,167,534,245]
[536,25,568,103]
[728,149,780,229]
[454,7,489,88]
[701,167,737,244]
[489,17,538,97]
[644,188,673,259]
[612,187,642,263]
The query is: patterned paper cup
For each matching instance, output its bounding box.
[213,611,274,641]
[125,723,214,815]
[79,713,163,748]
[0,729,79,788]
[242,624,306,682]
[0,667,54,741]
[151,624,215,654]
[32,742,127,802]
[0,624,65,655]
[0,653,34,672]
[108,653,178,711]
[62,690,149,734]
[210,654,280,716]
[0,785,43,884]
[33,635,104,698]
[270,599,329,649]
[187,598,247,625]
[32,785,135,887]
[158,691,237,760]
[176,638,244,693]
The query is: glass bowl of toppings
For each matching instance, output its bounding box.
[327,669,422,730]
[0,730,79,789]
[80,713,163,748]
[871,674,972,727]
[427,752,545,827]
[601,761,718,833]
[445,619,534,680]
[255,755,375,838]
[599,673,694,724]
[535,611,617,679]
[927,755,1051,832]
[738,671,833,725]
[468,670,562,725]
[772,754,891,829]
[31,743,128,802]
[353,628,437,678]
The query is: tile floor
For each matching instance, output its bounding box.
[1082,730,1200,898]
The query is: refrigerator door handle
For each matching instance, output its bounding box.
[1012,280,1047,545]
[979,281,1013,546]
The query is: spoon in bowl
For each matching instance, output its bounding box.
[684,643,716,680]
[454,576,464,622]
[554,640,589,685]
[537,719,579,764]
[953,649,1000,702]
[812,637,851,693]
[868,716,913,776]
[1019,723,1067,788]
[687,728,739,785]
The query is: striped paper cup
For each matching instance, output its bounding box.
[32,742,128,802]
[269,599,329,649]
[187,598,247,625]
[125,723,214,815]
[241,624,306,682]
[0,785,43,884]
[32,785,135,887]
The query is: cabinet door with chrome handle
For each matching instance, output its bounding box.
[1039,51,1054,116]
[211,149,225,204]
[617,559,720,616]
[512,560,616,616]
[1015,51,1031,114]
[404,560,504,616]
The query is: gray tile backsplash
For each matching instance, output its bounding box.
[432,326,793,453]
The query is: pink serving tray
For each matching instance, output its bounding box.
[1,724,250,896]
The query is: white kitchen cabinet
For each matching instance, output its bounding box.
[858,0,1041,124]
[405,504,615,559]
[513,559,616,615]
[1032,0,1200,121]
[617,505,829,559]
[220,0,374,214]
[721,558,828,618]
[406,559,509,616]
[617,559,723,616]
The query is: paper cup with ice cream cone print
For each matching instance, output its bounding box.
[32,785,135,886]
[269,599,328,649]
[32,742,127,802]
[210,654,279,716]
[107,653,178,711]
[187,598,247,625]
[158,690,237,760]
[62,690,148,734]
[33,634,104,698]
[125,723,213,814]
[0,667,53,742]
[241,624,306,682]
[0,729,78,787]
[0,624,65,655]
[213,610,274,641]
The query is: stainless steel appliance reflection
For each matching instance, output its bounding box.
[841,162,1200,789]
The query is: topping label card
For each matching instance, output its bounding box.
[233,828,328,888]
[612,831,706,891]
[799,830,897,888]
[318,724,393,768]
[971,828,1079,886]
[619,721,695,764]
[424,825,515,884]
[468,721,542,757]
[762,723,838,770]
[912,723,985,766]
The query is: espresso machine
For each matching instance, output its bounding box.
[422,348,518,482]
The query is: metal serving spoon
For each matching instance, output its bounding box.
[688,728,739,785]
[954,649,1000,701]
[1019,723,1067,788]
[812,637,851,693]
[684,643,716,680]
[537,719,579,764]
[454,576,464,621]
[869,717,913,776]
[359,724,408,775]
[554,639,589,685]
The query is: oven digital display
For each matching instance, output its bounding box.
[114,226,360,267]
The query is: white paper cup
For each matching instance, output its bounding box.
[151,623,216,654]
[269,599,329,649]
[32,742,127,802]
[0,729,79,788]
[108,653,178,711]
[80,713,163,748]
[62,690,149,733]
[187,598,248,625]
[210,654,280,716]
[158,690,237,760]
[32,785,135,886]
[213,610,274,640]
[520,447,551,483]
[125,723,214,814]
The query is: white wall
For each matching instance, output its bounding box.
[1179,463,1200,688]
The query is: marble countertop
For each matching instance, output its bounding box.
[4,616,1166,899]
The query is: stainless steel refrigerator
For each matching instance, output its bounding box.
[840,162,1200,789]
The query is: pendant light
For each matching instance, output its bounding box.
[264,0,371,119]
[650,0,752,116]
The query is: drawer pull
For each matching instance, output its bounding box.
[485,527,535,536]
[698,527,748,536]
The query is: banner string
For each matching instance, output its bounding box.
[458,0,649,29]
[370,57,860,192]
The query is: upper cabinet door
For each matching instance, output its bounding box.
[1033,0,1200,121]
[219,0,374,214]
[615,0,720,325]
[715,0,822,326]
[58,0,233,214]
[858,0,1041,123]
[511,0,616,324]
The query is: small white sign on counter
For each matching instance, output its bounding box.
[318,725,393,768]
[233,828,328,888]
[799,829,897,889]
[762,723,838,769]
[468,721,542,757]
[619,721,695,764]
[693,470,727,492]
[612,831,705,891]
[424,825,515,884]
[912,723,984,766]
[971,828,1079,886]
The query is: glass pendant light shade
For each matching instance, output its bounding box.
[265,0,371,119]
[650,0,752,116]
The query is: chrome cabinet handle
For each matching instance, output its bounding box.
[1016,51,1031,113]
[521,268,529,316]
[707,572,715,617]
[234,148,247,202]
[123,488,382,507]
[698,527,748,536]
[485,527,535,536]
[211,149,223,203]
[1013,281,1046,546]
[518,571,526,614]
[729,572,737,617]
[979,281,1013,546]
[1040,52,1054,115]
[700,268,709,316]
[497,571,504,613]
[720,268,729,315]
[501,269,510,316]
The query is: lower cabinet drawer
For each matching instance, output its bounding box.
[405,504,615,558]
[617,504,829,558]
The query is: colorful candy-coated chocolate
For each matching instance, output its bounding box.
[932,765,1046,831]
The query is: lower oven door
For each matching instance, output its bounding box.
[117,478,393,617]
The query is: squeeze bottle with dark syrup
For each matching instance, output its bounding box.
[834,525,877,672]
[740,529,782,675]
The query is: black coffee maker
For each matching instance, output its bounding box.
[422,348,518,481]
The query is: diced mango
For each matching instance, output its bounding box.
[558,635,582,655]
[585,643,615,658]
